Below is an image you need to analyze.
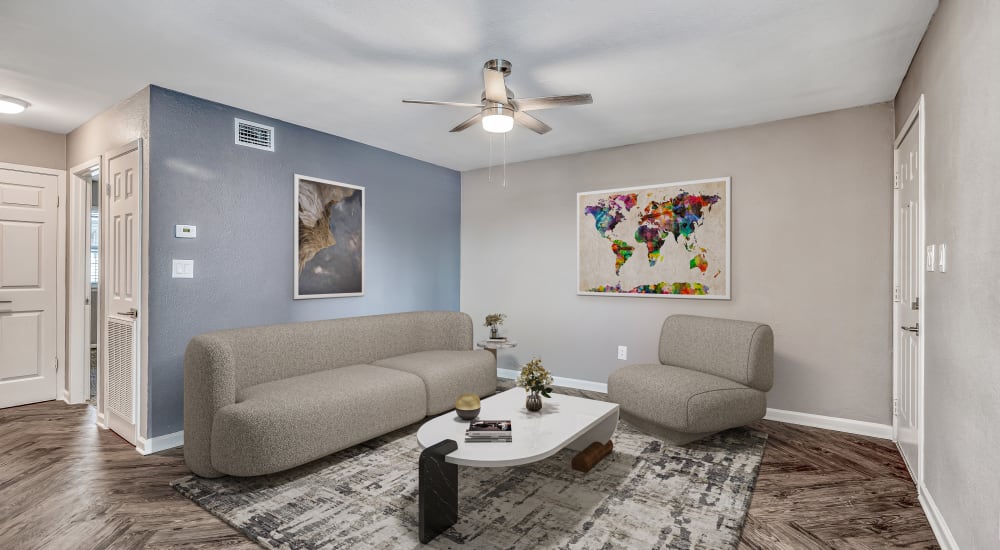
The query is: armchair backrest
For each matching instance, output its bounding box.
[658,314,773,392]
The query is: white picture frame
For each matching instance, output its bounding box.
[576,176,731,300]
[294,174,365,299]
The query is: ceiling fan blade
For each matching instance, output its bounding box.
[513,111,551,134]
[514,94,593,112]
[402,99,482,107]
[483,69,508,104]
[449,112,483,132]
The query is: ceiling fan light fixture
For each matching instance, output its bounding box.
[481,105,513,133]
[0,94,30,114]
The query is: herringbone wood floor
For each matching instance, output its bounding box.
[0,382,938,549]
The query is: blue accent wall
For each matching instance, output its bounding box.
[148,86,461,437]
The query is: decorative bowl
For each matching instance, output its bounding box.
[455,393,481,421]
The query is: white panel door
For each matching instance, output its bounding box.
[894,112,922,477]
[0,167,58,408]
[104,145,141,445]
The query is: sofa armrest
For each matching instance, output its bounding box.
[183,334,237,478]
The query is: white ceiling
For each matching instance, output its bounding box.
[1,0,936,171]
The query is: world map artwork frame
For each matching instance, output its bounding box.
[577,177,731,300]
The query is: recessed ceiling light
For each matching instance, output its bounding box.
[0,95,31,114]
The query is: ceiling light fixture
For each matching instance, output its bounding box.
[0,95,30,114]
[481,105,513,133]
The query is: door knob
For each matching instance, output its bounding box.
[117,308,138,319]
[901,324,920,334]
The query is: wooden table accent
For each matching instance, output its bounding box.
[572,441,613,473]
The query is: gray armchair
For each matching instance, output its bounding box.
[608,314,774,445]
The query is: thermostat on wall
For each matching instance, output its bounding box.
[175,225,197,238]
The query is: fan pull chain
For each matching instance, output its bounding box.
[488,134,494,185]
[503,132,507,188]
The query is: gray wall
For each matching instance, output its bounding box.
[0,122,66,170]
[147,87,461,437]
[894,0,1000,546]
[461,103,894,425]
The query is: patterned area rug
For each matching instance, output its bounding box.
[173,422,766,549]
[88,348,97,405]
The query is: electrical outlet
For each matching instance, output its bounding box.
[617,346,628,361]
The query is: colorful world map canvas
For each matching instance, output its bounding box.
[577,177,730,299]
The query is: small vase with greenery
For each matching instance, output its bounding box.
[517,358,553,412]
[484,313,506,339]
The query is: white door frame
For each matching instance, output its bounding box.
[0,161,65,406]
[66,158,101,406]
[892,94,925,485]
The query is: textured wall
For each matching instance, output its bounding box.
[462,104,894,425]
[147,87,461,437]
[67,88,150,169]
[0,122,65,170]
[66,87,151,437]
[894,0,1000,546]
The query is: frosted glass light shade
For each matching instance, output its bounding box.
[482,113,514,133]
[0,95,30,114]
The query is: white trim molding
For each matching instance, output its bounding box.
[498,368,894,440]
[919,485,960,550]
[136,430,183,455]
[67,158,102,406]
[497,368,608,394]
[764,408,893,440]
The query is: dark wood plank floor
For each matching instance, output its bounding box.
[0,382,938,549]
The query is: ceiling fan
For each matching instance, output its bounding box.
[402,58,593,135]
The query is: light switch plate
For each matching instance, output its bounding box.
[938,243,947,272]
[172,259,194,278]
[175,224,197,238]
[925,245,935,272]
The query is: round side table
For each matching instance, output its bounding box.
[476,339,518,360]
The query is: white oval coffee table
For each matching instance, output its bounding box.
[415,387,619,542]
[417,387,619,466]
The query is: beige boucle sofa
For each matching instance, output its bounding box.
[184,311,495,478]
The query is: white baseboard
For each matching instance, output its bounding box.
[96,412,108,429]
[497,368,608,394]
[136,430,184,455]
[764,408,893,440]
[497,368,893,440]
[919,484,960,550]
[61,388,71,404]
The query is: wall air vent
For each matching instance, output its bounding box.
[235,118,274,151]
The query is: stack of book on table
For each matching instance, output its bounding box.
[465,419,512,443]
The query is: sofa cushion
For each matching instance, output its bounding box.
[608,363,765,434]
[211,364,426,476]
[374,350,496,415]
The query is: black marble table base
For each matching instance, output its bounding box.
[418,439,458,544]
